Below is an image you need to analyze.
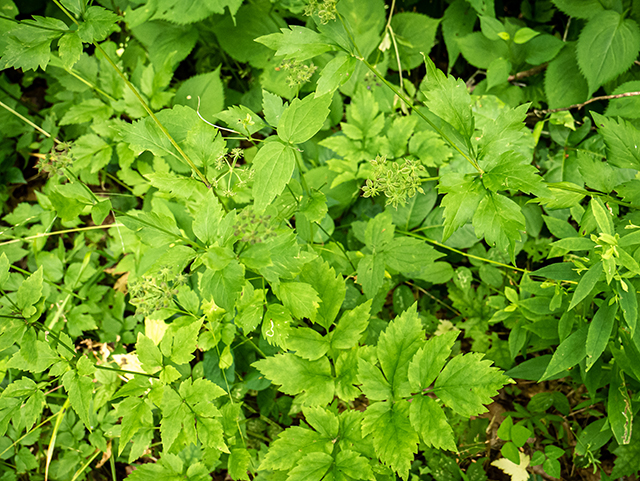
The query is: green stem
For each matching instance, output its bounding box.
[0,100,59,143]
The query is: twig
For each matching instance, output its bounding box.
[508,63,547,82]
[535,91,640,116]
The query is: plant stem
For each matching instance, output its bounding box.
[0,100,59,143]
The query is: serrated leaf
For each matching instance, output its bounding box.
[376,304,424,399]
[136,333,163,374]
[274,282,320,319]
[255,26,333,61]
[482,151,550,198]
[361,402,418,480]
[174,67,224,122]
[439,173,487,241]
[591,112,640,170]
[192,191,223,245]
[390,12,440,70]
[62,370,94,429]
[252,139,296,210]
[408,330,459,391]
[384,237,444,273]
[278,93,332,144]
[287,327,330,361]
[442,0,477,69]
[253,353,334,406]
[330,301,371,350]
[2,17,66,71]
[287,452,333,481]
[544,43,588,109]
[472,192,525,262]
[422,55,474,141]
[262,89,286,127]
[228,447,251,481]
[576,11,640,95]
[117,397,153,455]
[58,32,82,68]
[409,396,457,451]
[77,6,120,42]
[259,425,332,471]
[300,259,345,329]
[434,353,510,417]
[16,266,43,311]
[552,0,604,19]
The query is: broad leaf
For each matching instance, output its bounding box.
[252,139,296,210]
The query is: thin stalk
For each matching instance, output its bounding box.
[0,14,71,32]
[45,398,70,481]
[0,410,62,458]
[62,66,116,102]
[0,100,59,143]
[70,449,101,481]
[0,224,122,247]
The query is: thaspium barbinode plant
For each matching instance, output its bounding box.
[2,0,640,480]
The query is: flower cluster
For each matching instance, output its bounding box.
[128,267,187,317]
[212,147,254,197]
[280,59,318,88]
[304,0,338,24]
[362,155,427,208]
[36,142,74,177]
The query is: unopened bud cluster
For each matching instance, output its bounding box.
[128,267,187,316]
[280,59,318,88]
[304,0,338,24]
[37,142,74,177]
[362,155,426,207]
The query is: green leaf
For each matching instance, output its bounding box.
[316,53,356,96]
[62,370,94,429]
[586,298,618,371]
[174,67,224,122]
[472,192,525,262]
[608,367,634,445]
[408,330,459,391]
[259,425,332,471]
[287,452,333,481]
[442,0,477,69]
[300,259,346,329]
[422,55,474,141]
[330,301,371,350]
[262,89,286,127]
[605,80,640,119]
[278,93,332,144]
[576,11,640,95]
[479,15,506,40]
[58,32,83,68]
[409,396,457,451]
[200,260,244,312]
[16,266,43,311]
[434,352,510,417]
[361,402,418,480]
[384,237,443,273]
[356,254,385,299]
[252,139,296,210]
[136,333,163,374]
[545,44,588,109]
[253,353,334,406]
[117,397,154,455]
[618,280,637,333]
[458,32,508,69]
[569,261,603,310]
[228,447,251,481]
[539,326,587,381]
[551,0,604,19]
[390,12,440,70]
[274,282,320,319]
[287,327,330,361]
[0,253,9,288]
[481,151,550,198]
[513,27,539,44]
[376,304,424,399]
[591,197,614,236]
[611,429,640,477]
[255,26,333,61]
[91,199,111,226]
[192,191,224,246]
[331,450,375,481]
[2,18,66,71]
[439,173,487,241]
[591,112,640,170]
[77,6,120,42]
[486,57,511,90]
